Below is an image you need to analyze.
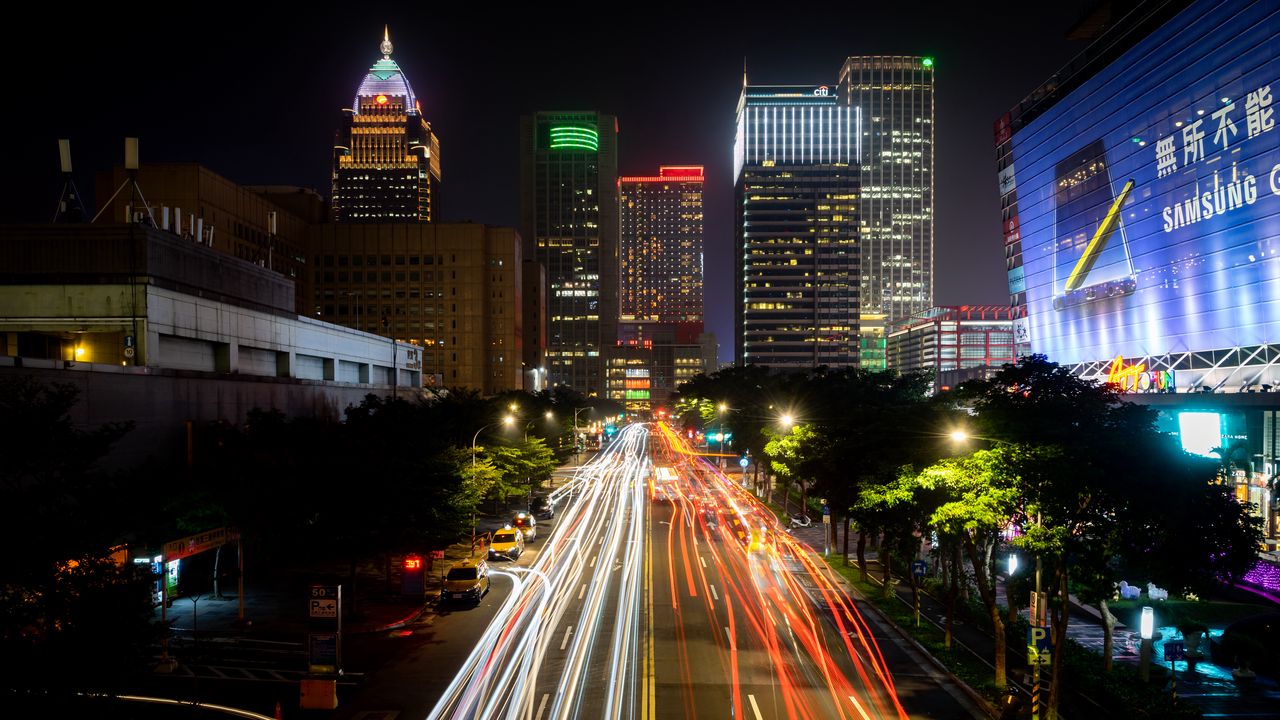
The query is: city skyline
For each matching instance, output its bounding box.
[3,5,1095,363]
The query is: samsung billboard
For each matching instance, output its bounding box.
[1009,0,1280,365]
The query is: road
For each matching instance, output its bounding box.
[414,421,983,720]
[427,422,652,720]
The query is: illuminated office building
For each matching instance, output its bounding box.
[885,305,1018,390]
[838,56,935,328]
[997,0,1279,540]
[733,84,861,369]
[332,28,441,222]
[520,111,619,396]
[619,166,704,325]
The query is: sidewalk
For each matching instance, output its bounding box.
[786,530,1280,719]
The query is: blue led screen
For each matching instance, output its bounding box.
[1009,0,1280,364]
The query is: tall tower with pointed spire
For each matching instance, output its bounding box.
[332,28,441,222]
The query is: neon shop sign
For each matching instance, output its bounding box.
[1106,356,1175,393]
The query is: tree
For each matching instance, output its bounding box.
[914,446,1026,687]
[0,377,149,688]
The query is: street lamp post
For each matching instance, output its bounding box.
[470,415,514,556]
[573,407,590,459]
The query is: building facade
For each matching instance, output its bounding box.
[520,111,619,396]
[306,223,523,394]
[838,56,935,327]
[619,166,705,324]
[885,306,1018,388]
[606,324,715,416]
[332,29,441,223]
[997,0,1278,542]
[0,222,422,467]
[733,84,861,369]
[95,163,311,311]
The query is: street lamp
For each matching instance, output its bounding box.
[949,429,969,443]
[470,415,515,556]
[524,411,555,442]
[573,407,591,456]
[472,415,516,468]
[780,413,795,429]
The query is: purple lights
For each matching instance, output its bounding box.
[1242,560,1280,593]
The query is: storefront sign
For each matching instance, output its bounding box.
[1105,356,1175,393]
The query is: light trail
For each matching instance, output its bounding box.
[652,421,910,720]
[428,423,651,720]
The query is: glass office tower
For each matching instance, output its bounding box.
[520,111,619,396]
[733,84,861,369]
[838,56,935,324]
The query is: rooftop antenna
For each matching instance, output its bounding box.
[381,25,393,58]
[52,140,88,222]
[743,57,748,88]
[91,137,157,226]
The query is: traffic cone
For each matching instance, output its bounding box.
[274,700,283,719]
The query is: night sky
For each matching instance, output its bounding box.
[5,4,1094,363]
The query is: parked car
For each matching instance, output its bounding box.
[441,559,490,604]
[489,528,525,560]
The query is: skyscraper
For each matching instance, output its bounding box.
[838,56,935,326]
[520,111,619,396]
[733,84,861,369]
[332,28,441,222]
[618,166,704,325]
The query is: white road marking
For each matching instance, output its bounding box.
[748,693,764,720]
[710,584,719,601]
[578,584,587,600]
[847,694,873,720]
[700,556,707,568]
[560,625,574,651]
[534,693,550,720]
[590,555,597,567]
[724,626,733,646]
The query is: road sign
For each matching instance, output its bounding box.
[911,560,928,578]
[309,597,338,618]
[1027,624,1053,665]
[738,457,749,468]
[822,514,831,524]
[1164,640,1186,662]
[309,585,341,618]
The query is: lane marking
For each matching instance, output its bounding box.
[847,695,873,720]
[590,555,597,567]
[710,584,719,601]
[700,555,707,568]
[534,693,550,720]
[748,693,764,720]
[578,583,587,600]
[560,625,573,651]
[724,626,733,646]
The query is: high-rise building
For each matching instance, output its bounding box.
[733,84,861,369]
[619,166,704,325]
[332,28,441,223]
[838,56,935,329]
[520,111,619,396]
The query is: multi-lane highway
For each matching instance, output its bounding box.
[420,421,982,720]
